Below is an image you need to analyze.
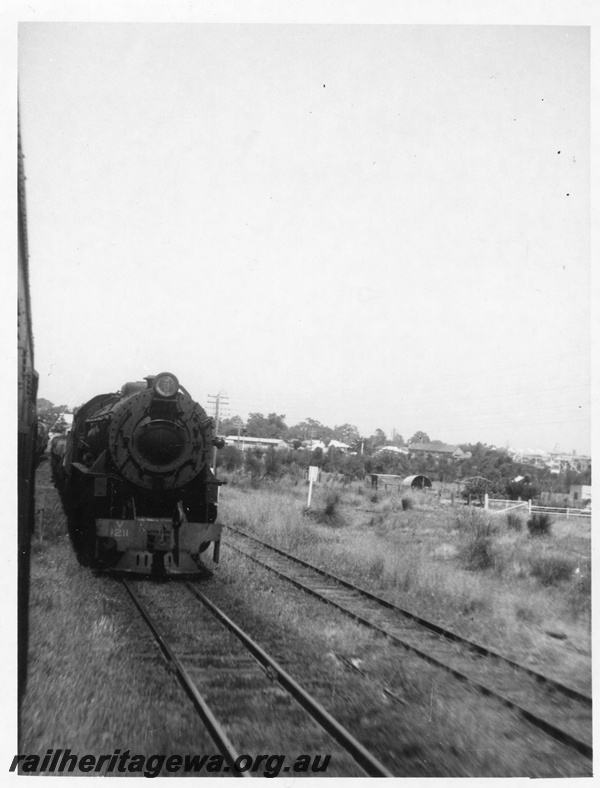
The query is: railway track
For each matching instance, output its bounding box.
[121,579,393,777]
[224,526,592,762]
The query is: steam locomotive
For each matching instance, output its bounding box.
[53,372,224,575]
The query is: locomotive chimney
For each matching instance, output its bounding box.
[144,375,156,389]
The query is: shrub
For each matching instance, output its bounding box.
[527,512,553,537]
[454,508,495,538]
[506,511,523,531]
[305,491,345,526]
[323,491,341,519]
[245,448,264,486]
[263,447,283,479]
[460,535,494,571]
[401,497,414,511]
[529,556,575,586]
[505,478,540,501]
[217,445,242,472]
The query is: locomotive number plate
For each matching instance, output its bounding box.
[111,526,130,538]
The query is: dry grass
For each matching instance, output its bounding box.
[23,465,592,777]
[220,474,591,694]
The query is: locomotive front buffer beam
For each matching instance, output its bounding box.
[95,518,222,574]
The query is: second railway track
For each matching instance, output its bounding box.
[224,525,592,762]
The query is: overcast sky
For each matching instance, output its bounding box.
[18,19,591,453]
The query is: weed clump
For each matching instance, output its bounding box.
[527,512,553,537]
[305,491,345,527]
[454,508,495,538]
[506,511,523,531]
[401,497,414,511]
[323,491,340,517]
[460,536,494,571]
[529,556,575,586]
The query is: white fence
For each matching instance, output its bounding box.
[484,495,591,519]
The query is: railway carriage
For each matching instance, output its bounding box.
[18,130,41,698]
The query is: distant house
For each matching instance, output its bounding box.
[303,439,328,452]
[224,436,288,451]
[407,442,467,459]
[328,440,350,452]
[374,445,409,455]
[511,448,591,474]
[551,453,592,474]
[512,449,551,469]
[570,484,592,505]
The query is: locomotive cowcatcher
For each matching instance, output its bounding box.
[53,372,224,575]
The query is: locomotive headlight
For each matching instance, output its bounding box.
[154,373,179,398]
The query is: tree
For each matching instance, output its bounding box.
[245,447,264,483]
[245,413,288,439]
[264,447,283,479]
[505,476,540,502]
[218,415,244,437]
[350,436,366,454]
[461,477,491,505]
[37,401,70,434]
[217,445,243,472]
[311,446,324,466]
[287,418,331,442]
[371,428,387,447]
[409,431,430,445]
[331,423,360,444]
[338,454,367,481]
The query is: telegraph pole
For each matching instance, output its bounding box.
[207,390,228,473]
[232,415,244,450]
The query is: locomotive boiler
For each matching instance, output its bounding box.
[54,373,224,575]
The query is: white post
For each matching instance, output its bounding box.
[307,465,318,508]
[528,499,532,514]
[484,492,489,510]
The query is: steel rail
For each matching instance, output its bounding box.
[227,525,591,706]
[225,535,592,761]
[121,579,249,777]
[184,582,394,778]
